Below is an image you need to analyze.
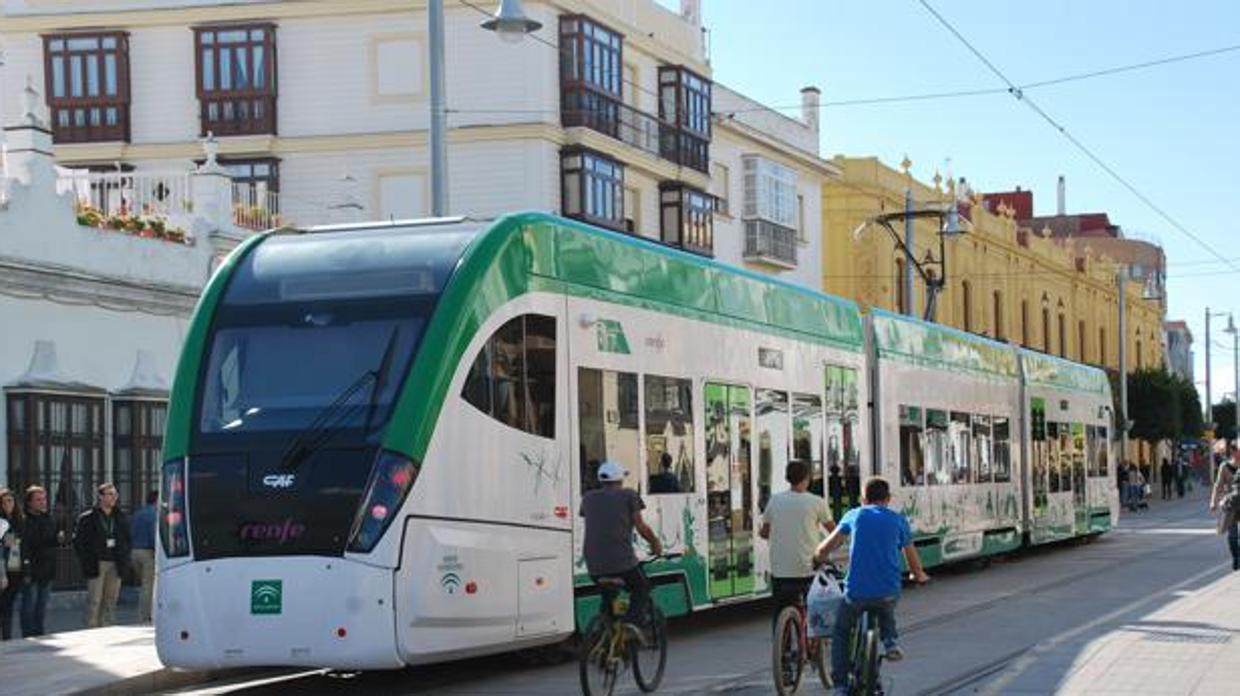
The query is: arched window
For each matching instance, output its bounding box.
[1021,300,1030,346]
[1057,313,1066,357]
[993,291,1005,340]
[1042,307,1051,353]
[895,258,906,314]
[961,280,972,332]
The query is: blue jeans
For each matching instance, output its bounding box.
[831,594,899,687]
[20,580,51,637]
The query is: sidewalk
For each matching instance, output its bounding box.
[963,492,1239,696]
[0,598,257,696]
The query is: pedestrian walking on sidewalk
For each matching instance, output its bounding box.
[1209,454,1240,571]
[74,483,132,628]
[129,490,157,624]
[1160,459,1173,500]
[1175,458,1188,498]
[0,488,23,640]
[20,486,60,637]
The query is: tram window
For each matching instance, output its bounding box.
[1097,427,1110,477]
[992,416,1012,483]
[1085,425,1098,476]
[1047,422,1061,493]
[949,412,972,484]
[1061,423,1076,492]
[973,415,992,483]
[645,375,695,495]
[462,314,558,438]
[840,368,863,480]
[825,366,844,494]
[525,315,557,438]
[755,389,789,512]
[792,393,825,495]
[925,409,949,486]
[899,405,924,487]
[578,368,639,491]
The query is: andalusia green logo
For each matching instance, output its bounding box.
[251,579,282,615]
[596,319,631,354]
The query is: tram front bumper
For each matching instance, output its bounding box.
[155,557,403,670]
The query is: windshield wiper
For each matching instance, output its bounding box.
[361,328,400,436]
[279,328,400,472]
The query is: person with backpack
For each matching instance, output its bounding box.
[1209,451,1240,572]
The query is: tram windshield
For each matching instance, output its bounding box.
[195,226,476,442]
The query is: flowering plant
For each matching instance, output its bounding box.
[74,201,193,246]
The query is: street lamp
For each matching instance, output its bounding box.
[481,0,543,43]
[429,0,541,217]
[852,202,966,322]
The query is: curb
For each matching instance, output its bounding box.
[74,667,277,696]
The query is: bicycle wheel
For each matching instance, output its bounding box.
[858,626,881,695]
[771,606,804,696]
[811,636,832,690]
[632,605,668,693]
[579,616,620,696]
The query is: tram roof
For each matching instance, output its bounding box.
[870,309,1019,379]
[1019,349,1111,395]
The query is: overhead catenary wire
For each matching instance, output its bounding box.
[916,0,1240,276]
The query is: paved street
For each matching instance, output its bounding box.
[162,487,1235,696]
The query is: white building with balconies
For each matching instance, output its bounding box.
[1,0,835,284]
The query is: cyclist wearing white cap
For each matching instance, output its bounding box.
[580,460,663,627]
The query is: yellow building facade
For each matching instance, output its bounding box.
[822,156,1165,376]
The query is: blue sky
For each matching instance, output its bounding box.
[685,0,1240,404]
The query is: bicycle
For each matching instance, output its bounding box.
[578,554,680,696]
[840,571,929,696]
[771,571,833,695]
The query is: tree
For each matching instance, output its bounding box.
[1174,375,1203,440]
[1213,399,1237,446]
[1126,367,1180,447]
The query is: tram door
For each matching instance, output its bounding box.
[705,383,755,599]
[1071,423,1088,533]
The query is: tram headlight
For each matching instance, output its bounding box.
[160,458,190,558]
[347,450,419,553]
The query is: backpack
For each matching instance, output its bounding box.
[1224,463,1240,512]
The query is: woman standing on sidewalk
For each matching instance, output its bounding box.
[0,488,24,639]
[1208,454,1240,571]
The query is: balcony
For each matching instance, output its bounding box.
[743,219,798,268]
[561,86,709,174]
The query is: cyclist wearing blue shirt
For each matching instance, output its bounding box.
[814,477,928,694]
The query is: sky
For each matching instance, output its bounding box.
[681,0,1240,407]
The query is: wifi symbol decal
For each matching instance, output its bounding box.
[440,572,462,595]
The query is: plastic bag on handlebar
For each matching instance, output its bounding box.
[806,568,844,638]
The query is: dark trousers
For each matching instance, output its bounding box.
[1227,521,1240,569]
[1161,478,1172,499]
[0,573,21,640]
[20,580,51,637]
[770,576,813,629]
[831,595,899,686]
[592,566,651,626]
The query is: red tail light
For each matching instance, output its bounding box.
[160,458,190,558]
[347,451,418,553]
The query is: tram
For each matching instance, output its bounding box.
[155,212,1116,670]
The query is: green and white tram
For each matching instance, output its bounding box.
[155,212,1116,670]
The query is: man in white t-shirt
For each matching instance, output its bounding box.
[759,460,835,622]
